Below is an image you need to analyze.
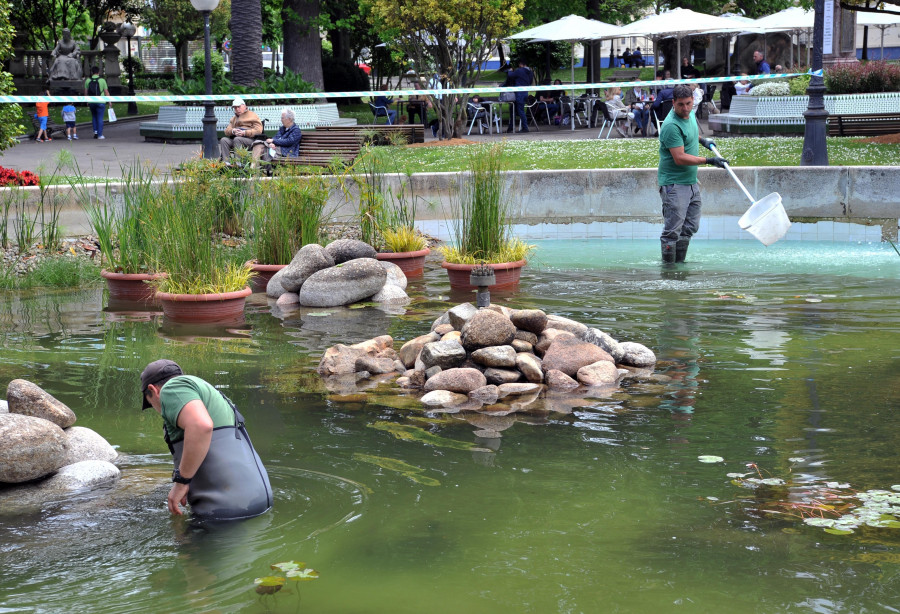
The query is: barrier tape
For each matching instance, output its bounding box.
[0,73,802,104]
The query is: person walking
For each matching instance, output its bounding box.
[34,87,51,142]
[505,58,533,133]
[753,50,771,75]
[140,359,273,520]
[657,84,728,264]
[62,102,78,140]
[84,66,110,139]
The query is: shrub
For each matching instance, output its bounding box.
[749,81,791,96]
[190,49,227,83]
[825,60,900,94]
[122,56,143,75]
[322,58,370,104]
[789,74,811,96]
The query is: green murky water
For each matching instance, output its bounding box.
[1,239,899,613]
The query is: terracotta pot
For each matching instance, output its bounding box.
[155,287,252,323]
[100,270,164,302]
[441,260,526,290]
[247,262,286,293]
[376,248,430,277]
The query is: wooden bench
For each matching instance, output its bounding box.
[611,70,642,82]
[271,131,364,168]
[317,124,425,144]
[29,113,67,140]
[827,113,900,137]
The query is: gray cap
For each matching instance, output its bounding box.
[140,359,183,410]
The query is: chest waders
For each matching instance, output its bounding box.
[165,397,273,520]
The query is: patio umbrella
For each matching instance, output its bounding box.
[856,4,900,59]
[509,15,623,130]
[698,14,764,75]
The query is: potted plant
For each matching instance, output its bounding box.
[439,144,533,290]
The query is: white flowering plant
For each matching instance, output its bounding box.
[748,81,792,97]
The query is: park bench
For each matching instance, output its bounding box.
[611,69,642,82]
[270,131,364,168]
[826,113,900,137]
[29,113,67,140]
[317,124,425,144]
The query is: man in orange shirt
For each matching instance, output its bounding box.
[35,87,51,142]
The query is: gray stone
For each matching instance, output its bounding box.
[371,283,410,304]
[379,261,408,290]
[576,361,622,387]
[460,310,516,351]
[355,355,399,374]
[509,309,548,334]
[398,332,440,368]
[317,335,394,376]
[448,303,478,330]
[280,244,335,292]
[468,385,500,405]
[420,390,469,409]
[63,426,117,465]
[40,460,120,492]
[471,345,517,368]
[534,329,576,356]
[392,360,406,373]
[0,400,7,413]
[515,330,539,346]
[497,383,543,397]
[396,377,412,388]
[409,370,426,388]
[542,336,614,377]
[433,324,454,335]
[420,340,467,370]
[484,368,522,385]
[511,339,533,353]
[430,311,451,331]
[619,342,657,367]
[423,368,487,394]
[441,331,462,344]
[425,366,442,379]
[275,292,300,307]
[0,413,67,483]
[324,238,377,264]
[545,369,580,391]
[545,314,589,337]
[7,379,76,429]
[515,353,544,383]
[581,328,626,363]
[266,268,289,298]
[298,258,387,307]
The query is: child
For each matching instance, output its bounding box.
[62,102,78,140]
[735,73,753,96]
[35,88,51,142]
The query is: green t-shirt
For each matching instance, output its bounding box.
[658,110,700,186]
[159,375,235,443]
[84,76,108,95]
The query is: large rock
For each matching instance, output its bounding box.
[275,292,300,307]
[497,383,543,397]
[280,244,335,293]
[534,329,575,356]
[515,353,544,383]
[355,355,399,374]
[398,332,440,368]
[460,310,516,351]
[0,413,67,483]
[509,309,548,334]
[423,368,487,394]
[545,369,580,391]
[39,460,120,492]
[298,258,387,307]
[420,390,469,409]
[541,336,614,377]
[576,361,621,387]
[63,426,118,465]
[448,303,478,330]
[441,331,462,344]
[379,261,408,290]
[471,345,517,368]
[7,379,76,429]
[317,335,394,375]
[484,368,522,385]
[469,385,500,405]
[515,330,539,346]
[430,311,451,331]
[266,267,289,298]
[419,340,467,370]
[371,283,410,304]
[619,342,657,367]
[325,239,377,264]
[511,339,533,353]
[582,328,626,363]
[545,314,589,337]
[433,324,454,335]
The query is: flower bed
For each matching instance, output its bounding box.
[0,166,39,187]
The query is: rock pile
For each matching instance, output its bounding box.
[0,379,120,492]
[317,303,657,411]
[266,239,410,308]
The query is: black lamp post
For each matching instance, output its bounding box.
[191,0,221,159]
[119,23,138,115]
[801,0,829,166]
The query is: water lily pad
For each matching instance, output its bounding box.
[306,312,332,317]
[803,517,835,527]
[824,528,854,535]
[726,472,749,478]
[892,485,900,492]
[286,568,320,581]
[254,576,286,589]
[271,561,303,572]
[788,457,806,463]
[698,455,724,463]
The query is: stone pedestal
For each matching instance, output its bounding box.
[823,0,858,68]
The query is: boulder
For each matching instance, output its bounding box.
[324,239,377,264]
[317,335,393,376]
[545,369,580,391]
[280,244,335,292]
[448,303,478,330]
[471,345,517,368]
[355,355,399,374]
[392,360,406,373]
[441,331,462,344]
[39,460,120,492]
[423,368,487,394]
[515,330,539,346]
[420,390,469,409]
[511,339,533,353]
[400,370,425,389]
[497,383,543,397]
[509,309,548,334]
[62,426,118,465]
[430,311,451,331]
[545,314,589,337]
[460,310,516,351]
[7,379,76,429]
[425,366,442,379]
[298,258,387,307]
[576,361,621,387]
[582,328,626,363]
[619,342,657,367]
[266,267,289,298]
[379,261,408,290]
[0,413,67,483]
[398,333,440,368]
[534,329,575,356]
[433,324,454,335]
[485,305,513,318]
[419,340,467,370]
[0,399,7,413]
[515,353,544,383]
[468,385,500,405]
[541,336,614,377]
[275,292,300,307]
[371,283,410,304]
[484,368,522,385]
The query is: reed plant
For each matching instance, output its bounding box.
[178,158,255,237]
[251,174,331,264]
[381,226,426,253]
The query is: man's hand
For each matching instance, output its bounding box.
[699,137,716,151]
[706,156,730,169]
[168,482,189,515]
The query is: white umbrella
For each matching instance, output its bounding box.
[857,4,900,59]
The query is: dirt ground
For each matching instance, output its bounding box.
[860,133,900,145]
[407,138,478,148]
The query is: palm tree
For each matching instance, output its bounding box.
[282,0,324,89]
[230,0,264,85]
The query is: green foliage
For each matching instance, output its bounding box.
[0,3,25,154]
[169,67,318,102]
[252,559,319,608]
[322,58,370,103]
[189,49,226,83]
[353,453,440,486]
[509,39,570,85]
[139,0,230,78]
[251,175,331,264]
[825,60,900,94]
[789,74,811,96]
[121,55,143,75]
[748,81,791,96]
[0,255,101,290]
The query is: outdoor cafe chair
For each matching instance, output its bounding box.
[466,102,500,135]
[369,102,394,125]
[558,96,587,128]
[525,96,551,132]
[596,101,629,139]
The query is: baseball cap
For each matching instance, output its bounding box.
[140,359,183,410]
[232,98,245,107]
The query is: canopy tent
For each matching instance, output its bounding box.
[509,15,623,130]
[857,4,900,59]
[697,14,765,75]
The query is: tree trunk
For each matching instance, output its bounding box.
[231,0,264,85]
[283,0,324,89]
[330,29,352,63]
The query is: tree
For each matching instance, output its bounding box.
[11,0,137,50]
[282,0,324,89]
[367,0,525,139]
[231,0,264,84]
[509,39,569,84]
[139,0,228,80]
[0,0,24,152]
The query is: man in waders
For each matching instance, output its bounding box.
[657,83,729,264]
[140,360,273,520]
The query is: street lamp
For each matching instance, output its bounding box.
[191,0,221,159]
[801,0,829,166]
[119,22,138,115]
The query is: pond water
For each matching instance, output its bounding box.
[1,239,899,613]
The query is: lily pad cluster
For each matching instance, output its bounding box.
[802,488,900,535]
[254,560,319,596]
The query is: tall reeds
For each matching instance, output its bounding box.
[251,173,331,264]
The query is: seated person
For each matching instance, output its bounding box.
[535,80,560,119]
[219,98,263,161]
[603,87,630,136]
[689,82,704,109]
[373,95,397,123]
[735,73,753,96]
[407,94,429,126]
[680,57,700,80]
[632,47,644,67]
[261,108,302,159]
[622,48,632,68]
[623,84,651,136]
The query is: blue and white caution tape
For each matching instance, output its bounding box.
[0,73,802,104]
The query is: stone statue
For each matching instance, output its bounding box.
[49,28,83,80]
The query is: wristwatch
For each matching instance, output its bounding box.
[172,468,193,484]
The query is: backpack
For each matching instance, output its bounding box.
[87,76,101,96]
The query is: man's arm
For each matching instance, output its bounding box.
[668,145,728,169]
[167,399,213,515]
